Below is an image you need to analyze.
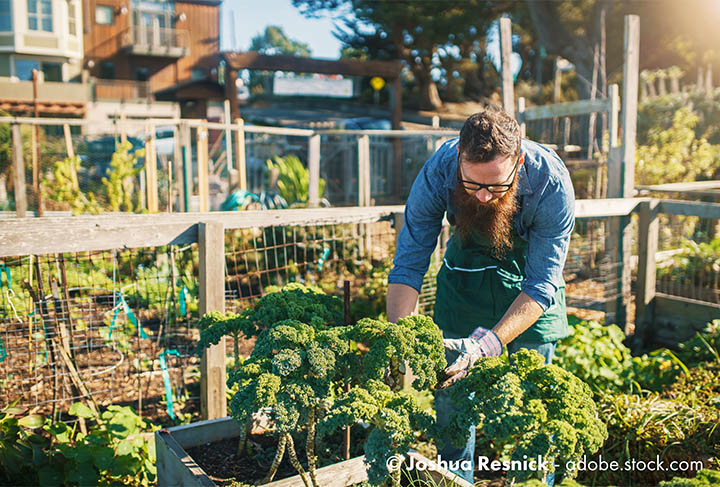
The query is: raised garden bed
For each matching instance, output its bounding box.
[155,416,472,487]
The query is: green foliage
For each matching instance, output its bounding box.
[266,154,326,207]
[0,402,156,486]
[554,318,685,393]
[658,238,720,293]
[635,106,720,186]
[42,155,102,215]
[102,141,145,212]
[445,349,607,483]
[658,470,720,487]
[345,315,446,391]
[593,387,720,487]
[212,283,446,486]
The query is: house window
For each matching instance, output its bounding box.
[28,0,53,32]
[15,59,63,81]
[0,0,11,31]
[68,2,77,35]
[135,67,149,81]
[95,5,112,25]
[99,61,114,79]
[15,59,39,81]
[43,62,61,81]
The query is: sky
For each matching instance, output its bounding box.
[223,0,344,59]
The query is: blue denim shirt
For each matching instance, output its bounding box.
[388,138,575,312]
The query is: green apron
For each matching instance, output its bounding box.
[433,223,568,344]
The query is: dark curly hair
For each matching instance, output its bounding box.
[458,108,521,163]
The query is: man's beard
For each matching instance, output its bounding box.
[452,182,518,259]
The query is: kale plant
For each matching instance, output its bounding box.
[445,349,608,484]
[198,284,446,487]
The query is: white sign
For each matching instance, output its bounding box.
[273,76,353,98]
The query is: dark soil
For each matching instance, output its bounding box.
[188,427,370,486]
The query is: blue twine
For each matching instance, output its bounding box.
[317,247,331,272]
[178,285,189,317]
[119,291,149,339]
[0,265,11,291]
[159,349,180,419]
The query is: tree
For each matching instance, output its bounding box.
[248,26,312,95]
[294,0,508,110]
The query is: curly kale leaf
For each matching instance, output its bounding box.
[446,348,608,481]
[249,283,343,331]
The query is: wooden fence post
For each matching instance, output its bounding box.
[500,17,515,118]
[605,15,639,332]
[357,135,370,206]
[224,100,234,176]
[197,122,209,212]
[235,118,246,191]
[11,124,27,218]
[173,123,184,212]
[308,134,320,208]
[145,125,159,212]
[634,199,659,346]
[182,122,192,212]
[199,221,227,420]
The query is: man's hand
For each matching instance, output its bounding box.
[438,328,503,388]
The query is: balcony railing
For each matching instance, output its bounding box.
[91,79,152,102]
[119,25,189,58]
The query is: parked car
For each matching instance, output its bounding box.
[337,117,392,130]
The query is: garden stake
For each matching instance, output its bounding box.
[58,255,75,360]
[343,279,351,461]
[25,263,58,422]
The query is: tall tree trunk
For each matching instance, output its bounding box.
[412,65,442,110]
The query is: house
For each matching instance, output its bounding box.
[0,0,223,127]
[0,0,87,115]
[83,0,224,129]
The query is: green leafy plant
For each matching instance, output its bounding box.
[102,141,145,212]
[266,154,326,207]
[658,470,720,486]
[42,155,101,215]
[554,318,681,393]
[445,349,608,484]
[0,401,156,486]
[636,107,719,186]
[197,284,446,487]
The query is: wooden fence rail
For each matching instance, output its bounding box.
[4,197,720,414]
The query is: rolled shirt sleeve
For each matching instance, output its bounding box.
[521,169,575,311]
[387,146,449,292]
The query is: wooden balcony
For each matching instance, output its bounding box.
[119,25,189,58]
[91,79,152,102]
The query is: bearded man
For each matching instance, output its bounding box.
[387,108,575,483]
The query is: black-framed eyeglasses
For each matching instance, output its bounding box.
[458,156,520,194]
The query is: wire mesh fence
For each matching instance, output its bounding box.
[524,113,609,200]
[0,208,629,422]
[655,212,720,305]
[0,116,615,217]
[0,246,200,423]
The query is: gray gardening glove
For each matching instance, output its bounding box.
[438,327,503,388]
